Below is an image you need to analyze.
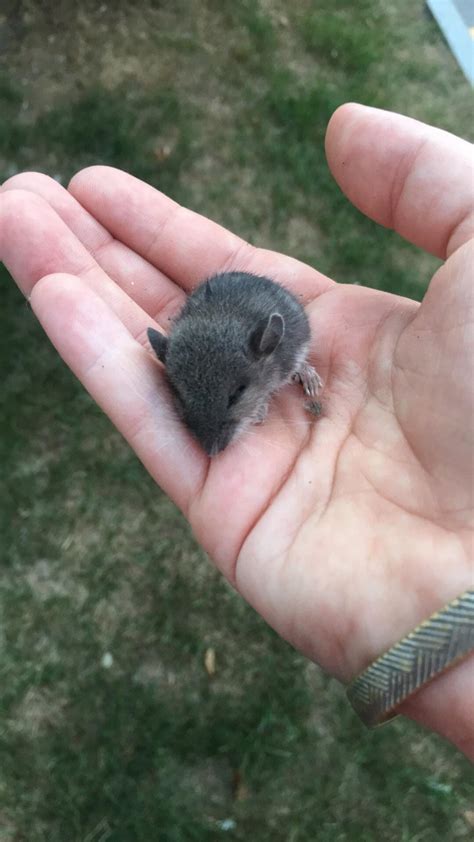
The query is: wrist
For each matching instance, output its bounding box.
[344,589,474,759]
[399,650,474,760]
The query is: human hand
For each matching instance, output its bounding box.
[1,105,473,754]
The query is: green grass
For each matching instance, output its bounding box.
[0,77,192,196]
[1,1,473,840]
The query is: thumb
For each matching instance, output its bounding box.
[325,103,474,259]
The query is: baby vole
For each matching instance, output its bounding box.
[147,271,322,456]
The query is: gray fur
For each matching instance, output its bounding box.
[147,271,316,456]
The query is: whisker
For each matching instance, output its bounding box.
[241,428,298,455]
[238,438,256,459]
[269,419,315,430]
[135,422,194,459]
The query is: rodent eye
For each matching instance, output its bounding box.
[228,383,247,408]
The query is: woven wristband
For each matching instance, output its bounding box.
[347,589,474,727]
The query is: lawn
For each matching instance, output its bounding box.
[1,1,473,840]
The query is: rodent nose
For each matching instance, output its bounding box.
[198,431,222,457]
[193,421,232,456]
[203,430,231,457]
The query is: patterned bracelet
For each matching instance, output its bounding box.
[347,589,474,727]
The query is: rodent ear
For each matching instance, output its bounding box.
[147,327,168,364]
[249,312,285,357]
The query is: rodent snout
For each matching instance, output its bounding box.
[199,422,235,457]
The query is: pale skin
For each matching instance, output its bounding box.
[1,104,473,757]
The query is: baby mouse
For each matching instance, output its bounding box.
[147,271,323,456]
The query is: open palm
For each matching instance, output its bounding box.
[2,104,473,751]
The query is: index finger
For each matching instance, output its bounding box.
[68,166,333,301]
[325,104,474,259]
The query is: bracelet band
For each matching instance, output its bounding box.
[346,589,474,727]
